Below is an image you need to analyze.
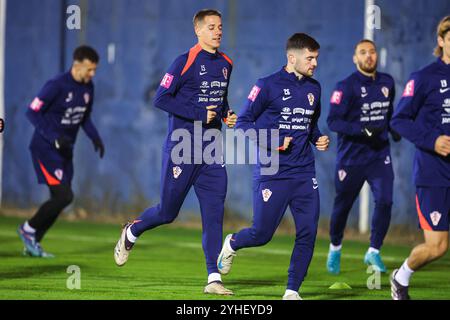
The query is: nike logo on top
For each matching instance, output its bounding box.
[361,93,368,98]
[282,96,292,101]
[364,128,373,137]
[199,71,208,76]
[440,88,450,93]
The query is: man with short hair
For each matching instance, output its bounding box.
[326,39,398,274]
[114,9,237,295]
[217,33,329,300]
[390,15,450,300]
[18,45,104,257]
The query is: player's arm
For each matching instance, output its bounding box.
[236,80,286,151]
[221,67,237,128]
[390,73,443,153]
[327,81,365,136]
[81,93,104,158]
[386,79,401,142]
[153,56,208,123]
[26,79,60,144]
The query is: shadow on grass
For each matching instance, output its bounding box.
[0,264,85,280]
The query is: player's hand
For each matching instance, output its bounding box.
[206,105,217,124]
[93,138,105,159]
[434,135,450,157]
[316,135,330,151]
[226,110,237,128]
[362,125,384,138]
[278,137,293,151]
[390,129,402,142]
[0,118,4,133]
[54,136,73,158]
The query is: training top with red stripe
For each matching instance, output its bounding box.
[154,43,233,152]
[27,71,101,152]
[391,58,450,187]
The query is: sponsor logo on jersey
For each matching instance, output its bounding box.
[331,90,343,104]
[160,73,174,89]
[65,92,73,103]
[402,80,414,97]
[312,177,318,189]
[30,97,44,112]
[384,155,391,165]
[248,85,261,102]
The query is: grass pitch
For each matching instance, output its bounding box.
[0,215,449,300]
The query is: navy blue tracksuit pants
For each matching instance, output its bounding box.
[231,176,320,292]
[330,157,394,249]
[130,150,227,275]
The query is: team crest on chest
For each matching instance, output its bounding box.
[307,93,315,106]
[338,169,347,182]
[173,166,182,179]
[222,67,228,80]
[84,93,90,104]
[381,86,389,98]
[262,189,272,202]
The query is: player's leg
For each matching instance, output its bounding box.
[327,164,365,273]
[284,177,320,300]
[18,152,72,257]
[364,157,394,272]
[391,187,449,300]
[114,151,197,266]
[194,164,232,295]
[218,179,290,275]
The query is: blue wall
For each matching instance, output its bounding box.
[3,0,449,227]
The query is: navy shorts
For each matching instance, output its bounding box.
[30,149,73,186]
[416,187,450,231]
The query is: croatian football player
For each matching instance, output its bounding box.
[326,40,399,274]
[114,9,237,295]
[390,15,450,300]
[216,33,329,300]
[18,46,104,257]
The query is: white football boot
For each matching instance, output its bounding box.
[217,234,236,275]
[114,223,133,266]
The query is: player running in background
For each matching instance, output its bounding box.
[113,9,237,295]
[390,15,450,300]
[18,46,105,257]
[326,40,399,274]
[216,33,330,300]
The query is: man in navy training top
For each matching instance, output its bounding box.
[113,9,237,295]
[216,33,330,300]
[326,39,400,274]
[18,46,105,257]
[390,15,450,300]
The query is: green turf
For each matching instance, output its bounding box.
[0,216,449,300]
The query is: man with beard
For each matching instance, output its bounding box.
[326,39,400,274]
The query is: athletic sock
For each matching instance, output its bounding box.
[330,243,342,251]
[208,272,222,284]
[368,247,380,254]
[23,221,36,233]
[125,226,137,250]
[394,259,414,286]
[284,289,298,296]
[226,236,236,253]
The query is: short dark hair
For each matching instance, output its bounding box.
[286,33,320,52]
[354,39,376,53]
[73,45,99,63]
[193,9,222,26]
